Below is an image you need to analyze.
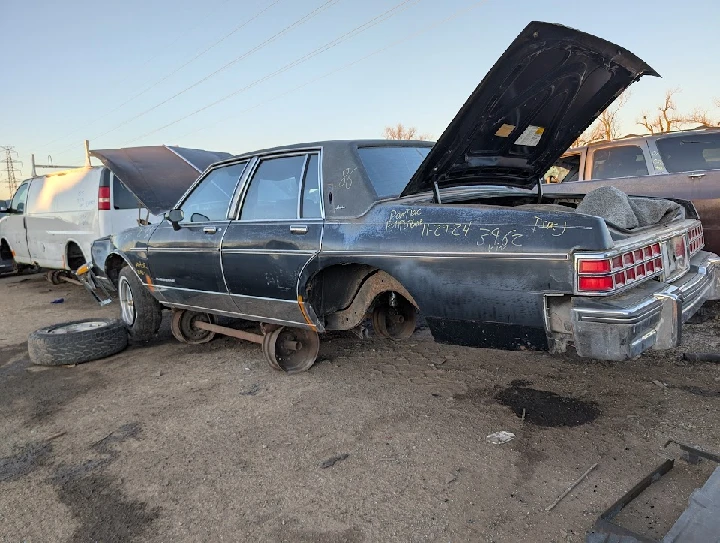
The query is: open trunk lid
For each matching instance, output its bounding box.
[91,145,232,215]
[401,21,658,197]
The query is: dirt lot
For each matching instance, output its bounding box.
[1,272,719,542]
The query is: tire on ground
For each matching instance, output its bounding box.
[118,266,163,341]
[28,318,128,366]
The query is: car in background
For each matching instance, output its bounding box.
[544,128,720,253]
[0,146,231,274]
[0,200,14,273]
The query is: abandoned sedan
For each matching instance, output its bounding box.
[91,21,719,371]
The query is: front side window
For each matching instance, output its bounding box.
[357,146,432,198]
[590,145,649,180]
[179,162,247,223]
[11,182,29,213]
[240,155,308,221]
[545,154,581,183]
[656,133,720,173]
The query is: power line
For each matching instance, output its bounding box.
[54,0,341,155]
[127,0,421,145]
[175,0,489,144]
[1,146,23,196]
[43,0,282,151]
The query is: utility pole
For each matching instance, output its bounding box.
[1,146,23,197]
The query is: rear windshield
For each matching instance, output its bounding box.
[656,132,720,173]
[357,146,432,198]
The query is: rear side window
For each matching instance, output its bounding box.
[656,133,720,173]
[112,175,141,209]
[590,145,649,180]
[357,146,431,198]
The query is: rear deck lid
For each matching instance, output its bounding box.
[401,21,658,196]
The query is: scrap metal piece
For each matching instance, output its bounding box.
[586,459,674,543]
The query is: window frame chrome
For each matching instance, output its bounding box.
[232,147,325,223]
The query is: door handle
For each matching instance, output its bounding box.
[290,225,308,235]
[203,226,218,234]
[688,172,706,179]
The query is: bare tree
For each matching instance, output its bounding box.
[383,123,431,141]
[572,91,630,146]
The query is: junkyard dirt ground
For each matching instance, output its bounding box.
[1,273,719,542]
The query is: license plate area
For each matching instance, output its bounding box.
[663,234,689,282]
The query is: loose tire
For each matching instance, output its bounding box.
[118,267,163,341]
[28,318,128,366]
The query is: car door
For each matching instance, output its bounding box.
[147,161,248,313]
[221,151,323,327]
[2,181,32,262]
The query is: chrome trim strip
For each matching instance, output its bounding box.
[148,247,219,253]
[298,154,310,219]
[321,250,569,260]
[229,156,258,220]
[161,302,308,328]
[222,248,315,256]
[152,284,299,305]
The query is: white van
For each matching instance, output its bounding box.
[0,166,153,271]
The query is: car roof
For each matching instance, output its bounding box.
[212,139,435,165]
[566,127,720,153]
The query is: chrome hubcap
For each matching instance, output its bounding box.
[118,277,135,326]
[49,321,107,334]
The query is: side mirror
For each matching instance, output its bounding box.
[167,209,184,231]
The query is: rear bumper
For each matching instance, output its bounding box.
[570,251,720,360]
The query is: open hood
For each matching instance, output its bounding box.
[401,21,658,197]
[91,145,232,214]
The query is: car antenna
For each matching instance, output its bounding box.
[433,181,442,204]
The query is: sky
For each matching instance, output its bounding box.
[1,0,719,199]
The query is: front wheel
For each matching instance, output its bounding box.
[118,267,163,341]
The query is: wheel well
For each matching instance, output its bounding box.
[0,239,12,260]
[306,264,418,331]
[105,254,127,286]
[66,242,86,270]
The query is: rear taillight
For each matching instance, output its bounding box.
[98,186,111,210]
[688,224,704,255]
[577,241,665,294]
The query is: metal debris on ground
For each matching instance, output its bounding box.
[546,462,598,512]
[486,431,515,445]
[319,453,349,469]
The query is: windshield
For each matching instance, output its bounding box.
[656,132,720,173]
[357,146,432,198]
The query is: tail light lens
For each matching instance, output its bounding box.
[577,241,665,294]
[579,276,614,291]
[98,186,111,210]
[688,224,704,255]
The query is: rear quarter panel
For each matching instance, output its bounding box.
[320,201,611,349]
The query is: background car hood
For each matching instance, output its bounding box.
[401,21,658,196]
[91,145,232,214]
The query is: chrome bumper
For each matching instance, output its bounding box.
[570,251,720,360]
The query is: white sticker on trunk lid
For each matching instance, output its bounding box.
[514,125,544,146]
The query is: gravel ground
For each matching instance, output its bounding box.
[1,272,719,542]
